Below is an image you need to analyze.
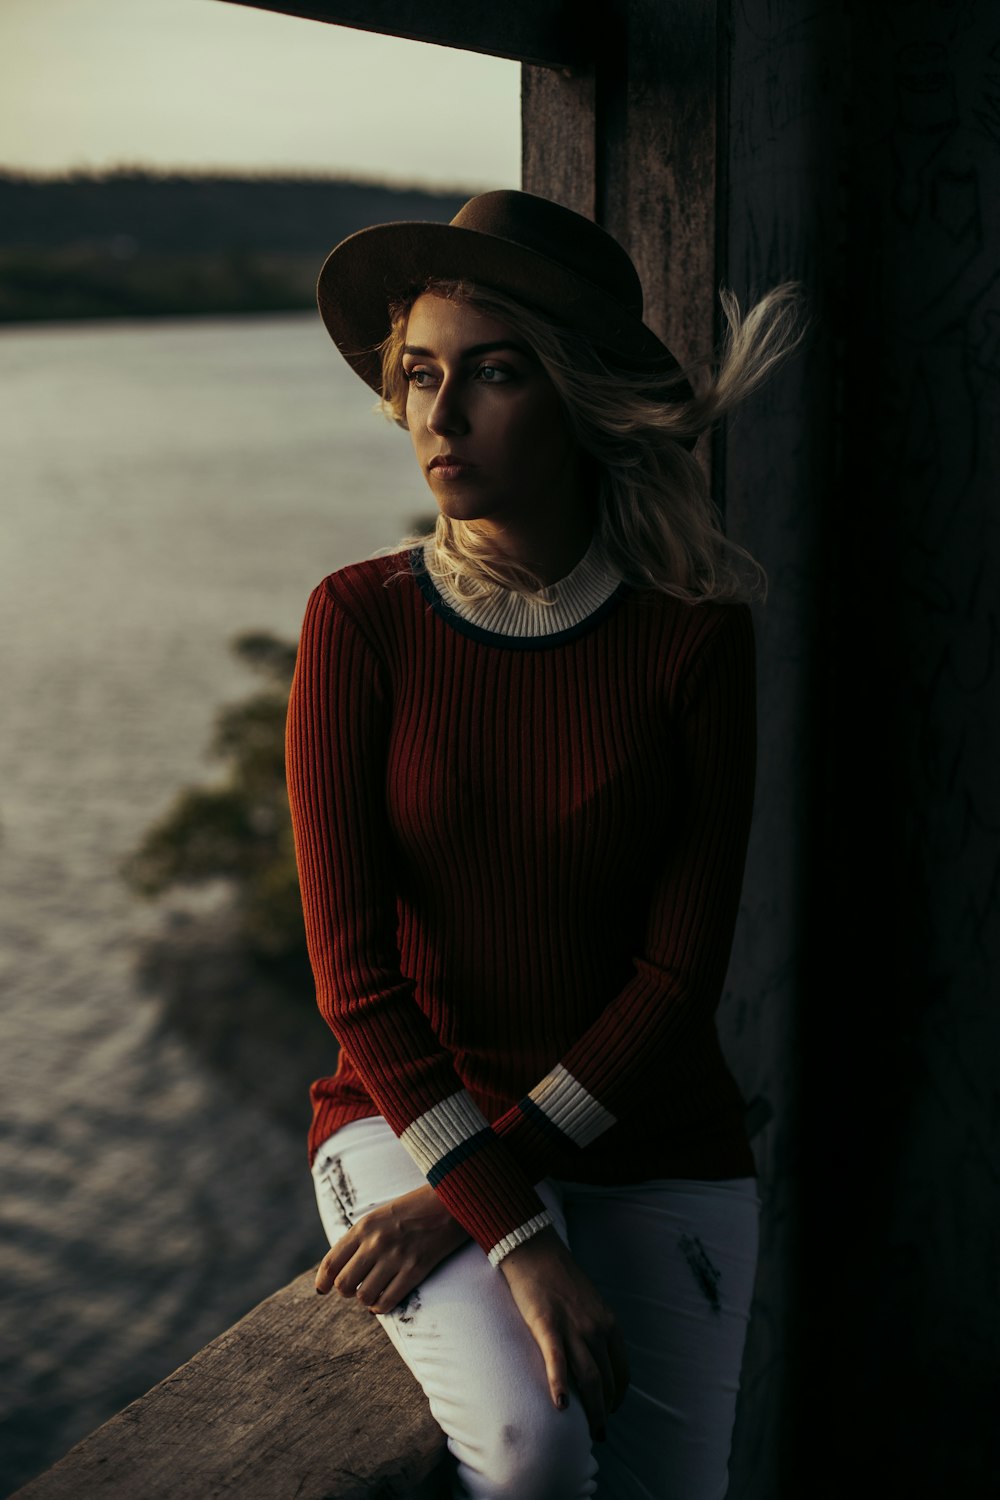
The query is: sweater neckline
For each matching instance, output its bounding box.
[409,533,628,650]
[409,535,628,650]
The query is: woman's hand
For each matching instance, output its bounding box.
[315,1184,468,1314]
[499,1227,629,1441]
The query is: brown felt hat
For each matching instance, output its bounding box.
[316,189,695,425]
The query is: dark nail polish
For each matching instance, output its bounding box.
[556,1393,568,1410]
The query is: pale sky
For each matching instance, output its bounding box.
[0,0,521,190]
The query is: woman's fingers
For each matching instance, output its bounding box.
[326,1242,416,1310]
[496,1227,629,1440]
[318,1188,466,1303]
[322,1236,387,1302]
[567,1332,608,1439]
[533,1315,610,1438]
[354,1252,407,1309]
[319,1221,397,1302]
[367,1266,420,1315]
[536,1322,571,1412]
[333,1248,371,1298]
[315,1234,356,1294]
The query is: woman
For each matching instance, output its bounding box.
[285,190,802,1499]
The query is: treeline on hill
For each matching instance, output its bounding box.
[0,169,470,322]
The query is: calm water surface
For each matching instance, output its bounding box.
[0,313,430,1493]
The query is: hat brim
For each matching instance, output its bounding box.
[316,219,694,407]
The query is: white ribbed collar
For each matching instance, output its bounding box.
[421,531,622,639]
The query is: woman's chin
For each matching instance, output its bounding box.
[434,495,502,524]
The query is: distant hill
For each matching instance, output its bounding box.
[0,169,474,321]
[0,169,470,253]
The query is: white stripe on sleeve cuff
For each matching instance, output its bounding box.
[527,1063,617,1147]
[487,1210,555,1268]
[399,1090,492,1178]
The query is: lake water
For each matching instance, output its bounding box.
[0,312,434,1494]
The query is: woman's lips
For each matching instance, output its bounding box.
[428,459,476,480]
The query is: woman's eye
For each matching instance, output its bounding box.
[403,363,512,388]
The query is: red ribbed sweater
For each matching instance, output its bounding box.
[285,545,758,1266]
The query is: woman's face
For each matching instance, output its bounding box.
[402,292,584,531]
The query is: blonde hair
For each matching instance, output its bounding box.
[375,276,806,606]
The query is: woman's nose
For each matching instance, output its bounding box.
[427,378,469,436]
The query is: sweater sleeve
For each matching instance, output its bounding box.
[285,579,554,1265]
[491,602,757,1178]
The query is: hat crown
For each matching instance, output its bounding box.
[450,191,645,319]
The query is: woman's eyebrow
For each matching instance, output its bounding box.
[402,340,533,360]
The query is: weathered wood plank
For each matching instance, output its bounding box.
[11,1270,447,1499]
[219,0,594,69]
[602,0,718,378]
[521,63,597,218]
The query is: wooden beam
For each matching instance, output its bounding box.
[524,0,717,372]
[11,1270,446,1499]
[521,64,597,218]
[218,0,594,69]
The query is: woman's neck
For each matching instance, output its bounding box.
[468,491,597,588]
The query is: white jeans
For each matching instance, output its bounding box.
[311,1116,761,1500]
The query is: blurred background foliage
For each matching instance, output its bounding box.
[121,629,309,979]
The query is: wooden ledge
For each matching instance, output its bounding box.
[12,1268,448,1499]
